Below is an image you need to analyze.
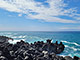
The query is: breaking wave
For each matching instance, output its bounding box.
[8,39,26,44]
[12,35,26,38]
[61,40,80,46]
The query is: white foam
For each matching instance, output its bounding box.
[12,36,17,38]
[61,40,80,46]
[65,45,69,47]
[18,36,26,38]
[61,41,70,44]
[73,53,80,57]
[64,45,78,51]
[12,36,26,38]
[68,54,73,57]
[59,53,80,58]
[70,47,77,51]
[59,55,66,57]
[8,39,25,44]
[72,42,80,46]
[51,40,53,43]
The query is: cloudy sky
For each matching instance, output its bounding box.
[0,0,80,31]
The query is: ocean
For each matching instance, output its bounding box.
[0,31,80,57]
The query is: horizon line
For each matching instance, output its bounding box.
[0,31,80,32]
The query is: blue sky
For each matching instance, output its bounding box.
[0,0,80,31]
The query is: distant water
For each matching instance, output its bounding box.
[0,31,80,57]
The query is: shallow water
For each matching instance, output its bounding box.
[0,31,80,57]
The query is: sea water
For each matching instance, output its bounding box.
[0,31,80,57]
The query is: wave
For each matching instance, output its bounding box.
[61,40,80,46]
[59,53,80,58]
[70,47,77,51]
[65,45,69,47]
[72,43,80,46]
[65,45,77,51]
[68,53,80,57]
[64,45,80,51]
[12,35,26,38]
[59,55,66,57]
[8,39,25,44]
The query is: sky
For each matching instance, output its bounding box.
[0,0,80,31]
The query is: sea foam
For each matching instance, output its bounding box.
[8,39,25,44]
[61,40,80,46]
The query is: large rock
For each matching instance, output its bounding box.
[0,36,13,44]
[73,56,79,60]
[42,39,65,54]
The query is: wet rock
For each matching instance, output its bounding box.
[47,39,52,44]
[64,56,73,60]
[0,56,8,60]
[0,36,13,44]
[73,56,79,60]
[14,55,23,60]
[42,40,64,54]
[0,36,80,60]
[0,51,3,56]
[56,42,65,54]
[24,55,33,60]
[79,58,80,60]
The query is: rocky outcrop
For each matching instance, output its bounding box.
[0,36,79,60]
[0,36,13,44]
[42,39,65,54]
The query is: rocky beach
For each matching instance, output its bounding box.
[0,36,80,60]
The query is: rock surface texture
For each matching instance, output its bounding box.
[0,36,80,60]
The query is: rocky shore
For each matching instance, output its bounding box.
[0,36,80,60]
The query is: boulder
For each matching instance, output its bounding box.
[73,56,79,60]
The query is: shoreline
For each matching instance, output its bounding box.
[0,36,80,60]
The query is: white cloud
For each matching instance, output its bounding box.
[18,14,22,17]
[28,14,78,23]
[74,17,80,20]
[0,0,80,23]
[0,0,22,12]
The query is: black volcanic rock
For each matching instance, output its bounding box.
[73,56,79,60]
[64,56,73,60]
[0,36,79,60]
[0,36,13,44]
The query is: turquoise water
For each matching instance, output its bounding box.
[0,31,80,57]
